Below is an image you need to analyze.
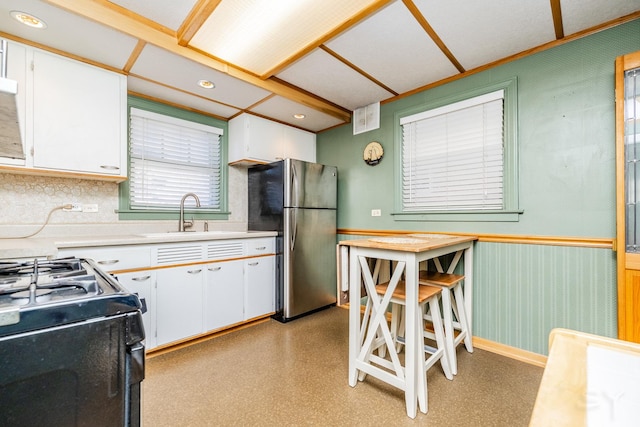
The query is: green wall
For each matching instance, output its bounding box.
[320,20,640,355]
[318,19,639,236]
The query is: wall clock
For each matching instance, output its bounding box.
[363,141,383,166]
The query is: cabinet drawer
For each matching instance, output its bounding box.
[247,238,274,256]
[58,246,151,272]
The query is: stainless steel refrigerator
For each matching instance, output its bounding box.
[248,158,337,322]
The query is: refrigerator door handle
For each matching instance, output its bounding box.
[291,161,299,207]
[290,208,297,251]
[289,161,298,251]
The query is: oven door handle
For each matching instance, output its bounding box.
[128,342,145,385]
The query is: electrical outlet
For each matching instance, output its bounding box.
[83,204,99,213]
[63,203,82,212]
[371,209,381,217]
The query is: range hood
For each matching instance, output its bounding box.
[0,40,24,160]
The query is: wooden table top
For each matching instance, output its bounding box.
[338,234,477,253]
[529,328,640,426]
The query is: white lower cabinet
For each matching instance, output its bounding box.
[244,256,275,320]
[116,270,157,350]
[204,259,244,331]
[58,236,275,349]
[156,265,204,346]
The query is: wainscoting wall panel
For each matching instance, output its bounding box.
[338,232,617,356]
[473,242,616,355]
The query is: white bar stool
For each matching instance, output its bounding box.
[360,280,452,390]
[384,281,454,382]
[419,270,473,375]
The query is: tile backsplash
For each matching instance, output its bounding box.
[0,167,248,237]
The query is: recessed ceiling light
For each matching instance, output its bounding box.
[10,11,47,29]
[198,79,215,89]
[293,114,305,119]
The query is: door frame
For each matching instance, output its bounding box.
[615,50,640,341]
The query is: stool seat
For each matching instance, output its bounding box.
[370,280,453,382]
[418,270,464,287]
[375,280,442,302]
[418,270,473,375]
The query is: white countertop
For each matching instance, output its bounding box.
[0,231,277,260]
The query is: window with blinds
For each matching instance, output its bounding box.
[128,108,223,210]
[400,90,504,212]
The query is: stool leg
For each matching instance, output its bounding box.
[426,298,453,381]
[413,303,427,415]
[395,305,406,353]
[440,287,458,375]
[360,296,372,347]
[453,283,473,353]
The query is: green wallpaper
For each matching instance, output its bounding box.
[318,19,640,238]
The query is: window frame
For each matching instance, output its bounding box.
[393,78,521,222]
[118,96,230,221]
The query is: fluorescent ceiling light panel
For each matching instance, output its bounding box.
[189,0,380,76]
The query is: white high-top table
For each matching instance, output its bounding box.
[339,234,477,418]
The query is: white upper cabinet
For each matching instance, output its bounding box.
[228,113,315,165]
[32,50,126,176]
[1,40,127,181]
[2,41,27,167]
[282,125,316,163]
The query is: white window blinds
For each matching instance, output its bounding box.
[400,90,504,211]
[129,108,223,210]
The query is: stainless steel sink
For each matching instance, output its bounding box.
[137,231,243,238]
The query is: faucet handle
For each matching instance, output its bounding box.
[183,217,194,230]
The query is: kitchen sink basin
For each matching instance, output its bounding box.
[137,231,244,238]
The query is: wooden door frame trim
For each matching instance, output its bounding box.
[615,50,640,341]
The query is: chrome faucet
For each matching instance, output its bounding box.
[179,193,201,232]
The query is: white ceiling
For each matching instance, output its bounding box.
[0,0,639,133]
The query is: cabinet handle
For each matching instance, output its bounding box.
[208,266,221,271]
[98,259,119,265]
[255,246,266,251]
[131,275,151,282]
[187,269,202,274]
[100,165,120,171]
[248,262,259,266]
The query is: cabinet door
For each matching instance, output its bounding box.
[117,271,157,349]
[282,126,316,162]
[228,113,283,164]
[32,50,125,175]
[244,256,275,320]
[1,40,27,166]
[57,245,151,273]
[204,259,244,331]
[247,116,283,162]
[156,265,204,346]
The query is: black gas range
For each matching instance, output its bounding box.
[0,257,145,426]
[0,257,142,336]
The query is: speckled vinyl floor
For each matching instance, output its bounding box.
[142,307,543,426]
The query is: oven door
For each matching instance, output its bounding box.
[0,312,144,426]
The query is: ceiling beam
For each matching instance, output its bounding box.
[177,0,223,47]
[260,0,395,79]
[43,0,351,123]
[402,0,465,74]
[549,0,565,39]
[320,45,398,96]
